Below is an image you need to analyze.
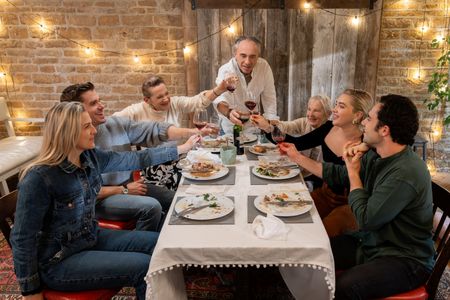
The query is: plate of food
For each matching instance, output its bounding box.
[248,143,279,155]
[175,194,234,220]
[199,136,232,152]
[254,192,312,217]
[238,133,257,144]
[252,162,300,180]
[182,162,229,180]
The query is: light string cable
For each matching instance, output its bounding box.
[4,0,264,59]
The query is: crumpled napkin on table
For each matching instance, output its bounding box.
[185,185,227,195]
[186,149,221,164]
[252,214,290,241]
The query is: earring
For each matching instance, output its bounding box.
[352,119,358,125]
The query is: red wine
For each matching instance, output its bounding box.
[194,122,207,130]
[273,136,285,143]
[238,115,250,123]
[227,86,236,92]
[245,100,257,110]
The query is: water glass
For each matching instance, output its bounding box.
[220,145,237,165]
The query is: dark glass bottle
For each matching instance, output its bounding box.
[233,124,244,155]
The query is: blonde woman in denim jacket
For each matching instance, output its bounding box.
[10,102,197,299]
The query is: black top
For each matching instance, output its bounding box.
[266,120,346,194]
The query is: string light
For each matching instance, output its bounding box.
[303,2,312,9]
[351,15,360,26]
[227,25,235,34]
[84,47,92,55]
[419,23,429,33]
[0,72,6,78]
[183,46,191,54]
[133,55,140,63]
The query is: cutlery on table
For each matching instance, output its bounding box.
[176,204,210,217]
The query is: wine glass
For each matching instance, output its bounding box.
[206,114,221,139]
[224,71,239,93]
[193,108,208,149]
[244,91,258,115]
[271,125,286,144]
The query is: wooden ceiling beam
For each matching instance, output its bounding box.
[191,0,378,10]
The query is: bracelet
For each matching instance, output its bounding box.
[212,88,219,97]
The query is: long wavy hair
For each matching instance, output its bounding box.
[20,102,85,180]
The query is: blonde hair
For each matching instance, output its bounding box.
[308,95,332,120]
[341,89,373,124]
[20,102,85,180]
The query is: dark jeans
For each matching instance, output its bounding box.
[331,235,430,300]
[40,229,159,300]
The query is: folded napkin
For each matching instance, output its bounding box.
[268,183,308,193]
[252,214,290,241]
[185,185,227,195]
[186,149,221,164]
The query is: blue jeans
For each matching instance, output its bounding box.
[331,235,430,299]
[40,229,158,300]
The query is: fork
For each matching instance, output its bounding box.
[176,204,210,218]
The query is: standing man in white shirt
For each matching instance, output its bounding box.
[214,36,277,134]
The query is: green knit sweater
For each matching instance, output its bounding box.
[323,146,435,271]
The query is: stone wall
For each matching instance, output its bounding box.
[376,0,450,172]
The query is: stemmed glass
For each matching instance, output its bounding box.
[271,125,286,144]
[193,108,208,149]
[224,71,239,93]
[244,91,258,115]
[206,114,220,139]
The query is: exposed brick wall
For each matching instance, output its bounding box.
[0,0,186,135]
[376,0,450,172]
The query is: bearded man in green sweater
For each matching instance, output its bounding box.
[279,94,435,299]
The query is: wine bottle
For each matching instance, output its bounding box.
[233,124,244,155]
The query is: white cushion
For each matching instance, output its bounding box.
[0,136,43,176]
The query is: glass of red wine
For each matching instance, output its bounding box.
[193,108,208,149]
[244,91,258,115]
[237,111,251,124]
[225,71,238,93]
[271,125,286,144]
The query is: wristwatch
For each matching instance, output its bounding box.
[122,184,129,194]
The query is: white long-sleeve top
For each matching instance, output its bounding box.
[113,91,211,128]
[214,57,277,134]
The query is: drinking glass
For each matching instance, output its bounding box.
[193,108,208,149]
[244,91,258,115]
[207,114,221,138]
[224,71,239,93]
[271,125,286,144]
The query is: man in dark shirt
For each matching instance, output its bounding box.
[280,94,435,299]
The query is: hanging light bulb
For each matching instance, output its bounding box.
[133,55,140,63]
[183,46,191,54]
[419,24,429,33]
[413,69,421,80]
[39,23,47,32]
[351,16,360,26]
[303,1,312,9]
[0,72,6,78]
[85,47,92,55]
[227,25,235,34]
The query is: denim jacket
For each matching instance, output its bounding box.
[10,146,178,293]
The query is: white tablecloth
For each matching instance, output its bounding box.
[145,154,335,300]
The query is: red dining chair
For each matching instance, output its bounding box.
[0,190,121,300]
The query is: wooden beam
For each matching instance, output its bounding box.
[191,0,378,9]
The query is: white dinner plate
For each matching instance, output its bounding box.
[248,143,279,156]
[239,133,257,144]
[199,136,232,152]
[174,195,234,220]
[182,166,229,181]
[254,194,312,217]
[252,166,300,180]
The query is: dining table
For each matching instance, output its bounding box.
[144,147,336,300]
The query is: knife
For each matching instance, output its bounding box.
[176,204,211,217]
[267,200,313,207]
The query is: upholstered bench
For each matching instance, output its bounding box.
[0,97,43,195]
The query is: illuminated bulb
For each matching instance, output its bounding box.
[304,2,312,9]
[183,46,190,54]
[351,16,360,26]
[412,68,421,80]
[420,25,428,33]
[39,23,47,32]
[0,73,5,78]
[227,25,235,34]
[133,55,140,63]
[433,130,440,137]
[85,47,92,55]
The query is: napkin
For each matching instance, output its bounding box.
[252,214,290,241]
[186,149,221,164]
[185,185,227,195]
[268,183,309,193]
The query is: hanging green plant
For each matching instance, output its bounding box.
[424,36,450,126]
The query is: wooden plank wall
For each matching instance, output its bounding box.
[184,0,382,120]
